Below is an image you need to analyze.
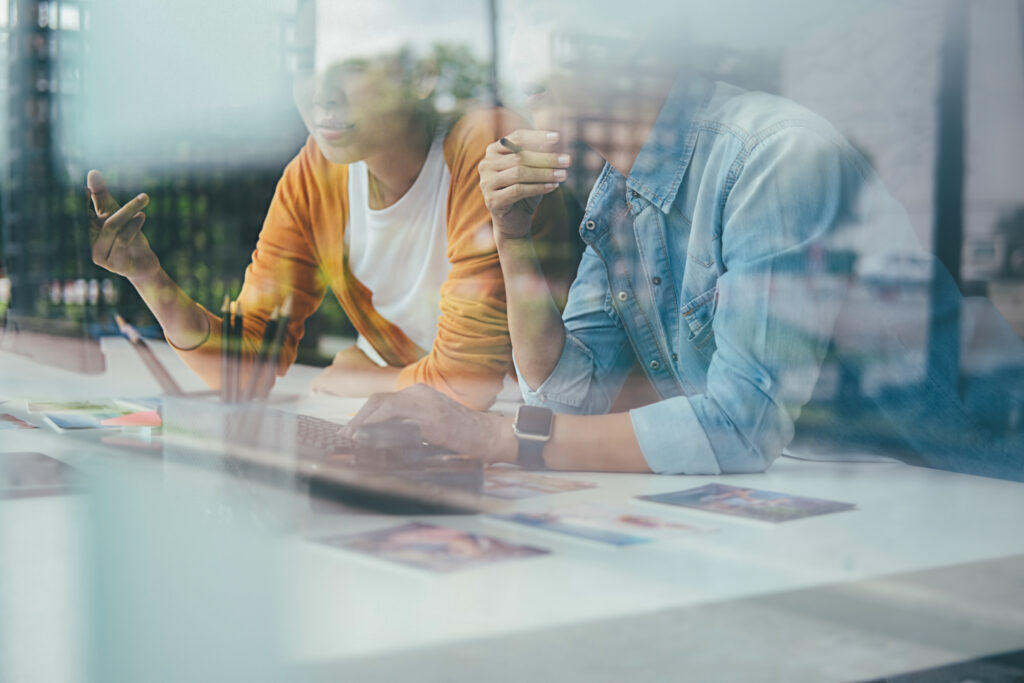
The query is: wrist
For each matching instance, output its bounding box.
[494,232,539,264]
[479,413,518,465]
[494,229,532,243]
[495,237,534,260]
[126,260,166,291]
[492,217,535,246]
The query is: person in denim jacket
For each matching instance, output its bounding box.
[346,6,1024,481]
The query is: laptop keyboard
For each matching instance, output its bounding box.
[295,413,355,456]
[293,413,452,466]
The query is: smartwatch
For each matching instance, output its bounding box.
[513,405,553,470]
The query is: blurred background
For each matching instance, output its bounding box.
[1,0,1022,365]
[0,0,496,364]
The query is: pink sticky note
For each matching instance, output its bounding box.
[100,411,162,428]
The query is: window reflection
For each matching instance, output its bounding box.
[1,1,1023,678]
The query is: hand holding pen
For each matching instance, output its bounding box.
[477,130,571,241]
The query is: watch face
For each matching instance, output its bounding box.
[516,406,553,438]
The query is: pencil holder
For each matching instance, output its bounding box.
[159,392,305,529]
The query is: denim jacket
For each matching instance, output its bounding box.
[518,77,928,475]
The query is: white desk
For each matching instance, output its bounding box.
[2,338,1024,682]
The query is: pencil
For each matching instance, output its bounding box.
[220,295,231,402]
[231,301,243,403]
[256,295,293,399]
[243,305,279,403]
[499,137,523,153]
[115,314,184,397]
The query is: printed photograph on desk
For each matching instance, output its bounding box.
[113,397,163,413]
[0,414,37,431]
[638,483,856,523]
[317,522,550,574]
[486,504,716,548]
[27,399,120,414]
[483,469,597,500]
[41,412,122,433]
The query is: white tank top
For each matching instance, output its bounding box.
[345,132,453,366]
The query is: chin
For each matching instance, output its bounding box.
[315,139,364,165]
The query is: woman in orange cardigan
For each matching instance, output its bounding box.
[86,1,572,410]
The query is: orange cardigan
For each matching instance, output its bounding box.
[173,108,568,410]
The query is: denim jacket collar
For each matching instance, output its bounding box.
[626,75,713,214]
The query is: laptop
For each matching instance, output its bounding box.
[115,316,486,512]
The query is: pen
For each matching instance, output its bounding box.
[231,301,244,403]
[115,314,184,396]
[256,295,293,399]
[499,137,523,153]
[243,305,279,403]
[220,295,231,402]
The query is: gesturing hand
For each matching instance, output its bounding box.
[477,130,570,240]
[87,169,159,280]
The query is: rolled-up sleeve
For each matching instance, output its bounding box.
[517,334,600,411]
[629,396,722,474]
[681,129,863,474]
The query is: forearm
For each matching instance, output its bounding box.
[341,365,403,395]
[487,411,651,473]
[344,384,651,473]
[311,345,403,397]
[128,267,210,350]
[396,356,507,411]
[495,233,566,389]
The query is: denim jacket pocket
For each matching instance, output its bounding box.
[682,286,718,360]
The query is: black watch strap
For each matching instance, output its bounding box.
[517,437,548,470]
[513,405,553,470]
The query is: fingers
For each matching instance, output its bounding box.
[342,384,437,435]
[484,143,569,171]
[341,385,478,454]
[87,169,120,217]
[86,169,106,193]
[479,130,571,219]
[481,148,571,175]
[489,164,568,188]
[110,192,150,223]
[501,129,561,152]
[515,149,572,169]
[117,211,147,245]
[93,213,145,264]
[90,193,149,263]
[342,392,404,435]
[485,182,560,209]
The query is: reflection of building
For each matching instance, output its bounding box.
[965,208,1024,282]
[1,0,310,345]
[539,30,783,207]
[785,3,1024,302]
[1,6,7,283]
[2,0,88,316]
[1,5,7,159]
